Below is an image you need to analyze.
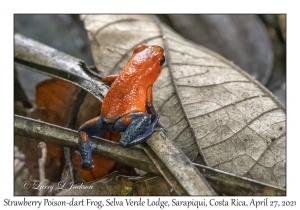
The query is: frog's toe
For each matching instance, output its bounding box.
[151,113,167,133]
[119,141,130,148]
[75,150,94,170]
[154,121,167,133]
[75,150,81,156]
[91,143,97,150]
[81,159,94,170]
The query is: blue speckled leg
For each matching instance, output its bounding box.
[116,112,163,147]
[77,116,113,170]
[132,113,162,144]
[75,141,97,170]
[78,116,113,137]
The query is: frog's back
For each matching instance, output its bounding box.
[101,74,147,122]
[101,45,164,123]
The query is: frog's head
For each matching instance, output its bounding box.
[131,45,165,82]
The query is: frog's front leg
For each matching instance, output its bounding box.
[115,112,158,147]
[146,85,157,119]
[77,116,113,170]
[146,85,167,133]
[102,74,118,86]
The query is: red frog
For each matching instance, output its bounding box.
[77,45,166,170]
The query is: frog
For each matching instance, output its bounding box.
[77,44,166,170]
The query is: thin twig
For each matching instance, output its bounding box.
[38,142,48,196]
[63,88,88,182]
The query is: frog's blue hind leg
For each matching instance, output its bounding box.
[115,112,163,147]
[77,116,113,170]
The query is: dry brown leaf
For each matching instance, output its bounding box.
[82,15,286,189]
[15,78,80,181]
[167,15,274,85]
[15,78,120,182]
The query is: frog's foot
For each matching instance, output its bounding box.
[152,113,167,133]
[116,113,150,147]
[76,141,97,170]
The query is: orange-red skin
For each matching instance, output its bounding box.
[101,45,164,123]
[79,131,89,142]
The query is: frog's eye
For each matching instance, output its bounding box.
[160,55,165,66]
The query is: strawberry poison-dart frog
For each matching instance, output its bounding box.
[77,45,166,170]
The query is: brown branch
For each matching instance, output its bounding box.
[14,115,285,196]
